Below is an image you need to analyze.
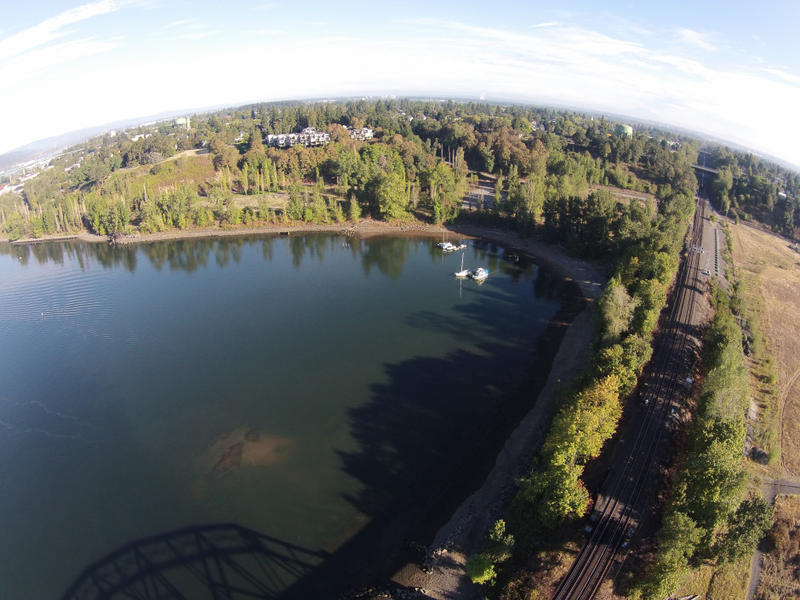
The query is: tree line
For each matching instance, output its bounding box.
[465,173,696,589]
[638,287,771,599]
[2,99,700,241]
[707,146,800,240]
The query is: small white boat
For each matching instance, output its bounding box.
[437,241,467,252]
[470,267,489,282]
[454,253,469,278]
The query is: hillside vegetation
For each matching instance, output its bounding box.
[2,99,697,245]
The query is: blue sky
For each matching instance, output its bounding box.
[1,0,800,166]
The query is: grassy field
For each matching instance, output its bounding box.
[730,223,800,475]
[103,150,217,197]
[707,555,753,600]
[755,495,800,600]
[589,184,656,207]
[233,191,288,210]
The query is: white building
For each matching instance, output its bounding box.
[266,127,331,148]
[347,127,374,141]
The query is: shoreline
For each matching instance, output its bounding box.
[2,220,608,301]
[1,220,450,247]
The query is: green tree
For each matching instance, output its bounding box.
[366,170,408,220]
[285,185,304,220]
[597,276,639,345]
[466,553,496,585]
[241,162,249,195]
[642,511,703,600]
[348,194,361,221]
[311,188,328,223]
[714,495,772,563]
[711,168,733,215]
[424,162,461,223]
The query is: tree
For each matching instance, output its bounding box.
[465,553,496,585]
[241,162,249,195]
[714,495,772,563]
[311,187,328,223]
[4,211,27,240]
[711,168,733,215]
[642,511,703,600]
[348,193,361,221]
[424,162,461,223]
[285,185,304,220]
[524,460,590,527]
[366,170,408,220]
[597,276,639,345]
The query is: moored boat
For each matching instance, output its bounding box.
[470,267,489,281]
[454,253,469,278]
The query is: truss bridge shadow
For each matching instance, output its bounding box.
[60,523,328,600]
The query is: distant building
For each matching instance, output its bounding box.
[614,124,633,138]
[347,126,374,141]
[173,117,191,130]
[266,127,331,148]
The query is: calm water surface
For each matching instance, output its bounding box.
[0,235,561,599]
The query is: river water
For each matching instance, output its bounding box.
[0,234,563,599]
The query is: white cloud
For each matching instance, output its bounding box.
[762,67,800,86]
[176,30,218,40]
[0,0,125,61]
[675,28,717,52]
[1,15,799,167]
[0,37,119,80]
[248,28,285,36]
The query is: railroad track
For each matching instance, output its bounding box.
[552,199,706,600]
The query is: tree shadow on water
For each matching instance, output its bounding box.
[285,273,587,598]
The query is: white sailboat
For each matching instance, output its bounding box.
[454,253,469,278]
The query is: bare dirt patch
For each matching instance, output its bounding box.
[730,223,800,475]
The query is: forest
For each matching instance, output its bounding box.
[706,146,800,240]
[1,99,698,244]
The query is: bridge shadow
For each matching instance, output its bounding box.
[60,523,328,600]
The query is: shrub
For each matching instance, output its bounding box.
[466,552,496,585]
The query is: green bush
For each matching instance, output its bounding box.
[466,552,497,585]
